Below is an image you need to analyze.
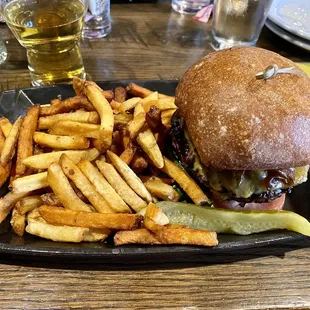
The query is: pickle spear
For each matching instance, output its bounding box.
[149,201,310,236]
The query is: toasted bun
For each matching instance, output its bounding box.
[176,47,310,170]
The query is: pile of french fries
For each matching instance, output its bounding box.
[0,79,217,247]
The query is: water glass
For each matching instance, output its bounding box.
[172,0,211,14]
[211,0,273,50]
[0,0,88,86]
[0,34,7,65]
[83,0,111,39]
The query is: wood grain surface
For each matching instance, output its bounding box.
[0,1,309,309]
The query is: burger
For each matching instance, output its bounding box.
[171,47,310,210]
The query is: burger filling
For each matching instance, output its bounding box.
[171,115,309,203]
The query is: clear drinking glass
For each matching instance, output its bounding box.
[211,0,273,50]
[0,0,88,86]
[82,0,111,39]
[172,0,211,14]
[0,33,7,65]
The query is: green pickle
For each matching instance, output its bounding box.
[146,202,310,236]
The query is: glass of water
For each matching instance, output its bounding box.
[83,0,111,38]
[172,0,211,14]
[211,0,273,50]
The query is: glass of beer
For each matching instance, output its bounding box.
[211,0,273,50]
[0,0,88,86]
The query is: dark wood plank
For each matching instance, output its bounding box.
[0,2,309,309]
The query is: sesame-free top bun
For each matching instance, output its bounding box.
[175,47,310,170]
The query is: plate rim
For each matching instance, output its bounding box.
[268,0,310,41]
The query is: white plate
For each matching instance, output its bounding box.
[265,19,310,52]
[268,0,310,41]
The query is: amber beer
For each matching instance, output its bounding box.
[3,0,87,85]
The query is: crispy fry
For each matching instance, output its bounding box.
[139,175,174,185]
[119,126,130,149]
[0,191,29,224]
[126,83,173,99]
[48,162,93,212]
[161,109,177,126]
[38,110,100,130]
[15,195,43,215]
[33,132,90,150]
[114,228,160,245]
[85,83,114,151]
[60,154,113,213]
[143,98,177,113]
[120,141,137,165]
[144,178,180,201]
[96,160,147,212]
[10,208,26,237]
[107,151,152,202]
[127,112,146,139]
[130,153,148,174]
[50,98,61,106]
[114,86,127,103]
[26,218,87,243]
[0,117,12,138]
[0,128,5,153]
[161,157,211,205]
[120,97,141,113]
[16,105,40,176]
[110,100,122,113]
[40,96,95,116]
[133,103,144,117]
[83,228,110,242]
[136,128,164,168]
[40,193,62,207]
[12,172,48,193]
[114,113,133,127]
[144,202,169,232]
[50,121,100,138]
[39,205,143,230]
[0,162,11,188]
[77,159,131,213]
[139,92,158,109]
[0,116,23,166]
[23,148,99,170]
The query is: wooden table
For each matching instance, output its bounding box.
[0,2,310,309]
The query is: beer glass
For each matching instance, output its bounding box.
[211,0,273,50]
[0,0,88,86]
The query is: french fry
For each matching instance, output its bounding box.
[33,132,90,150]
[120,141,137,165]
[12,172,48,193]
[39,205,143,230]
[23,148,99,170]
[77,160,131,213]
[144,178,180,201]
[110,100,122,113]
[27,207,42,220]
[107,151,152,202]
[136,128,164,168]
[0,162,11,188]
[114,113,133,127]
[49,121,100,139]
[126,83,173,99]
[0,116,23,166]
[119,126,130,148]
[114,228,160,245]
[161,157,211,205]
[139,92,158,110]
[139,175,174,185]
[143,98,177,113]
[47,162,93,212]
[26,218,87,243]
[144,202,169,232]
[38,110,100,130]
[120,97,141,113]
[16,105,40,176]
[0,191,29,224]
[10,208,26,237]
[15,195,43,215]
[96,160,147,212]
[0,128,5,153]
[83,228,110,242]
[40,96,95,116]
[114,86,127,103]
[60,154,114,213]
[133,103,144,117]
[50,98,61,106]
[40,193,62,207]
[85,83,114,151]
[0,117,12,138]
[127,112,146,139]
[161,109,177,126]
[130,153,148,174]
